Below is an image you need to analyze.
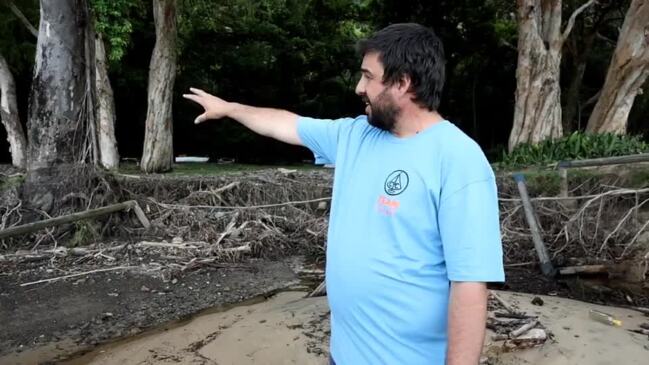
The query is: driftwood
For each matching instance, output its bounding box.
[149,196,331,211]
[490,291,519,314]
[629,329,649,335]
[559,264,608,275]
[0,200,150,240]
[20,266,136,287]
[308,280,326,298]
[510,320,539,338]
[494,312,536,320]
[504,328,548,350]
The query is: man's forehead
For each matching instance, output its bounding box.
[361,52,383,73]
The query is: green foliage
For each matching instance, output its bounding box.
[90,0,144,62]
[70,221,100,247]
[500,132,649,168]
[0,175,24,192]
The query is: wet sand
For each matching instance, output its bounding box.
[6,290,649,365]
[61,291,330,365]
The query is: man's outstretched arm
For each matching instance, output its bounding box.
[183,88,303,146]
[446,281,488,365]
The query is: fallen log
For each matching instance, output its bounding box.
[0,200,150,240]
[559,264,608,275]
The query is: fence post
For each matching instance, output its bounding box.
[514,174,556,277]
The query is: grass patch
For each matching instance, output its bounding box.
[70,221,100,247]
[498,132,649,169]
[118,162,323,176]
[0,175,25,191]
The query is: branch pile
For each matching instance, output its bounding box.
[498,173,649,269]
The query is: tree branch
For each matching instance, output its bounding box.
[4,0,38,38]
[595,31,617,45]
[581,89,601,111]
[561,0,598,44]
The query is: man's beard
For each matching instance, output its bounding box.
[366,89,400,132]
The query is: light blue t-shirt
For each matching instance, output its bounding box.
[297,115,505,365]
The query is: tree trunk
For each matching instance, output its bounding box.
[586,0,649,134]
[509,0,564,151]
[23,0,96,213]
[0,53,27,168]
[563,30,597,132]
[141,0,177,173]
[509,0,596,151]
[95,34,119,169]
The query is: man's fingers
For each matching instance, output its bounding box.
[189,87,206,96]
[194,113,207,124]
[182,93,201,103]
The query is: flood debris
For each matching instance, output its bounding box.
[488,291,548,351]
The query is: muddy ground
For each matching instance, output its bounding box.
[0,256,306,364]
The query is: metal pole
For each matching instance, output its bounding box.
[514,174,556,277]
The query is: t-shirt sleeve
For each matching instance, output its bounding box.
[297,116,355,165]
[438,177,505,283]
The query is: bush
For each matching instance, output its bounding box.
[499,132,649,168]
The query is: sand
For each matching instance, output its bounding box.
[486,291,649,364]
[58,291,649,365]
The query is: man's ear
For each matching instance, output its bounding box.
[396,74,413,98]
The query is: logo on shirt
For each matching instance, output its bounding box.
[384,170,409,196]
[377,195,400,216]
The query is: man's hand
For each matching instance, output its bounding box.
[183,88,233,124]
[182,87,302,146]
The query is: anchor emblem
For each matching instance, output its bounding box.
[384,170,409,195]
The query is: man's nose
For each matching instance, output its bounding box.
[355,80,364,96]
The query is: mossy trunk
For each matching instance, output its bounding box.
[23,0,96,213]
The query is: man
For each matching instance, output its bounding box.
[184,23,504,365]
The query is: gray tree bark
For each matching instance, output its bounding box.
[140,0,177,173]
[23,0,96,212]
[0,53,27,168]
[509,0,596,151]
[586,0,649,134]
[95,34,119,169]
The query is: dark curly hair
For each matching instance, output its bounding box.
[357,23,446,111]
